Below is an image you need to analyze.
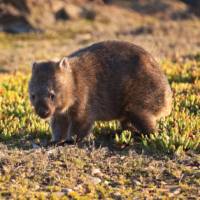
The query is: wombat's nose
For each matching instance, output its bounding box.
[37,107,51,118]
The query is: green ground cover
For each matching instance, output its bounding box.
[0,57,199,199]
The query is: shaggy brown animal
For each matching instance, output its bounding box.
[29,41,172,144]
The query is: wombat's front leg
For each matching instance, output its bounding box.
[50,114,69,144]
[66,119,93,143]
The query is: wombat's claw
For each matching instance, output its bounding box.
[61,139,75,145]
[45,141,59,147]
[46,140,75,147]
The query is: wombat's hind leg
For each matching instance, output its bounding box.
[126,112,156,135]
[120,119,138,133]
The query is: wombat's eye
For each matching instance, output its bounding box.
[31,94,35,100]
[49,93,55,101]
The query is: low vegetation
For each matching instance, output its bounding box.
[0,1,200,198]
[0,57,199,153]
[0,56,199,199]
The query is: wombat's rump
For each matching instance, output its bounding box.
[29,41,172,143]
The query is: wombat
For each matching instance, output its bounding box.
[29,41,172,144]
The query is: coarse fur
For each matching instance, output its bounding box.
[28,41,172,144]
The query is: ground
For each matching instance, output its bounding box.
[0,1,200,199]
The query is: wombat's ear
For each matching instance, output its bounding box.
[31,62,37,72]
[59,57,70,69]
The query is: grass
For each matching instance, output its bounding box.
[0,2,200,197]
[0,56,199,199]
[0,59,199,153]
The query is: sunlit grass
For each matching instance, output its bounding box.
[0,57,199,153]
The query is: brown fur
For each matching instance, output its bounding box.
[29,41,172,143]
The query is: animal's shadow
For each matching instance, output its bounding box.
[0,128,176,161]
[0,127,142,153]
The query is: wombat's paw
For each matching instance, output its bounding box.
[62,139,75,145]
[45,139,75,148]
[44,140,59,147]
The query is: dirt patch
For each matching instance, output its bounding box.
[0,143,199,199]
[0,1,199,199]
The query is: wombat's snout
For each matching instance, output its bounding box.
[36,106,51,119]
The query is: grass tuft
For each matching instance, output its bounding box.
[0,57,199,153]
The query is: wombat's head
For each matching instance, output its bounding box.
[29,58,74,119]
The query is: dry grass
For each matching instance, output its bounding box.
[0,1,200,199]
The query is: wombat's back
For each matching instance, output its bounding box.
[68,41,172,122]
